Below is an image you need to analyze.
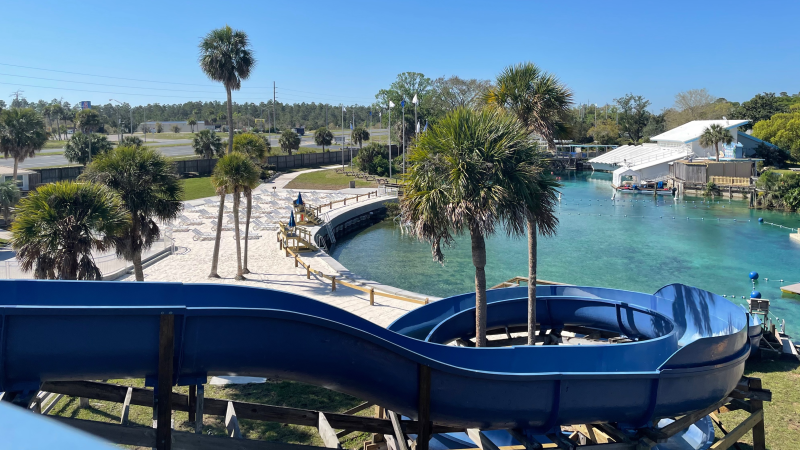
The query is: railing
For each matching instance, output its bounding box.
[283,246,429,306]
[310,190,381,216]
[710,176,750,186]
[490,276,566,290]
[0,234,174,280]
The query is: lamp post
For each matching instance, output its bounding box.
[401,99,406,174]
[109,99,124,142]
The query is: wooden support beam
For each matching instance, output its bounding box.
[188,385,196,423]
[120,387,133,426]
[41,394,64,415]
[646,396,731,441]
[585,425,610,444]
[417,365,432,450]
[157,313,176,450]
[79,397,89,408]
[227,401,243,439]
[318,412,342,449]
[506,428,543,450]
[341,402,373,416]
[709,413,745,450]
[748,378,766,450]
[709,409,764,450]
[593,424,631,444]
[467,429,502,450]
[335,429,354,439]
[196,384,205,434]
[387,411,409,450]
[545,432,576,450]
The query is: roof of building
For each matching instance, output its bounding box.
[650,120,749,143]
[0,166,34,176]
[738,131,779,149]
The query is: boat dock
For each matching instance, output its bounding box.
[780,283,800,295]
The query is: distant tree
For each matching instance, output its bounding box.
[171,124,181,133]
[279,129,301,155]
[355,142,385,174]
[314,126,333,152]
[431,76,492,112]
[753,143,789,168]
[10,181,129,280]
[199,25,256,154]
[188,118,198,133]
[752,111,800,161]
[665,89,731,129]
[0,179,21,225]
[643,112,667,140]
[192,129,225,159]
[702,181,721,197]
[734,93,787,130]
[351,126,370,148]
[615,94,651,143]
[74,109,102,134]
[699,124,733,162]
[140,123,150,134]
[64,132,113,166]
[587,119,620,145]
[81,146,183,281]
[156,122,163,133]
[119,136,144,148]
[0,108,48,179]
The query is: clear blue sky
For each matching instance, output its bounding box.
[1,0,798,110]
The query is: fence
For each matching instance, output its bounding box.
[0,234,174,280]
[267,148,360,170]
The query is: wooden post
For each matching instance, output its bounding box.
[417,365,432,450]
[295,255,299,268]
[369,288,375,306]
[79,397,89,408]
[225,401,243,439]
[120,387,133,426]
[750,378,766,450]
[318,412,343,449]
[194,385,204,434]
[156,313,175,450]
[387,411,409,450]
[188,385,196,423]
[331,276,336,292]
[307,266,311,279]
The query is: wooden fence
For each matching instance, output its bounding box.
[267,148,360,170]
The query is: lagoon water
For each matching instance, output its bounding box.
[332,171,800,336]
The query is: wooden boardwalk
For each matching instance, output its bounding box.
[780,283,800,295]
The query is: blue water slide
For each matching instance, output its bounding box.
[0,280,748,433]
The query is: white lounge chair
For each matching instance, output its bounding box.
[169,224,190,232]
[191,229,215,241]
[226,214,247,224]
[196,209,217,219]
[179,214,202,226]
[211,220,233,231]
[252,219,278,231]
[236,232,262,240]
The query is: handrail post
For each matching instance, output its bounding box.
[331,276,336,291]
[295,255,298,268]
[307,266,311,279]
[369,288,375,306]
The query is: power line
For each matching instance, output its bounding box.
[0,72,224,94]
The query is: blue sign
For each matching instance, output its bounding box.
[80,101,91,110]
[401,100,405,108]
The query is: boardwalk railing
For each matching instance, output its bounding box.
[309,190,380,216]
[490,276,566,290]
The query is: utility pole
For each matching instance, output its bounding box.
[401,100,406,174]
[272,81,277,144]
[388,103,392,180]
[341,105,345,169]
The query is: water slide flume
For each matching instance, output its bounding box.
[0,280,749,433]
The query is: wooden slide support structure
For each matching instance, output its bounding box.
[283,246,429,306]
[490,276,567,289]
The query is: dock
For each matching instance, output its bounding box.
[780,283,800,295]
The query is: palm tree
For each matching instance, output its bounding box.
[10,181,129,280]
[351,126,370,149]
[0,179,21,226]
[64,132,113,166]
[199,26,256,155]
[314,127,333,152]
[484,62,570,344]
[279,129,301,155]
[192,129,225,159]
[81,146,183,281]
[209,153,259,280]
[119,135,144,148]
[0,108,48,180]
[188,118,198,133]
[232,132,267,273]
[401,108,542,347]
[74,109,102,134]
[699,124,733,162]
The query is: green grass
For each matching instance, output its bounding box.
[285,169,378,190]
[711,359,800,450]
[145,142,193,149]
[44,140,68,149]
[181,176,216,200]
[48,378,372,449]
[773,169,800,175]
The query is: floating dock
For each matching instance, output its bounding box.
[780,283,800,295]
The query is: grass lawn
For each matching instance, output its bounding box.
[773,169,799,175]
[44,140,68,149]
[181,176,216,200]
[48,378,372,449]
[285,169,378,190]
[712,359,800,450]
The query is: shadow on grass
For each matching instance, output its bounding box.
[745,358,800,374]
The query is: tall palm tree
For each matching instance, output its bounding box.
[209,153,259,280]
[401,107,541,347]
[699,124,733,162]
[192,129,225,159]
[351,126,370,149]
[10,181,129,280]
[232,132,266,273]
[0,179,21,225]
[81,146,183,281]
[188,118,198,133]
[314,127,333,152]
[199,26,256,155]
[485,62,570,344]
[0,108,48,180]
[64,132,113,166]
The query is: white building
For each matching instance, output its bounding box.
[0,166,36,191]
[588,119,763,187]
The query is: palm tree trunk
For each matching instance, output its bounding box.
[133,249,145,281]
[131,219,145,282]
[209,193,225,278]
[242,190,252,274]
[715,143,720,162]
[527,217,537,345]
[12,158,19,180]
[226,87,234,154]
[469,224,488,347]
[233,190,244,280]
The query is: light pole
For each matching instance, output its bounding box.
[341,104,345,169]
[109,99,123,142]
[388,101,394,180]
[401,99,406,174]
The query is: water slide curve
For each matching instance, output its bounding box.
[0,280,751,433]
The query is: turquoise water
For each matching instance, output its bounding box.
[331,171,800,335]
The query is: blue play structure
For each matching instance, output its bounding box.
[0,280,753,438]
